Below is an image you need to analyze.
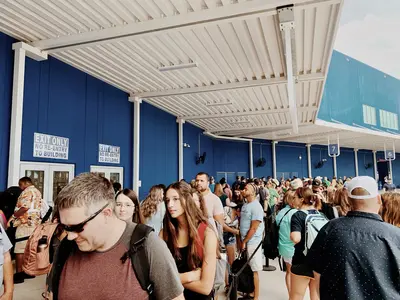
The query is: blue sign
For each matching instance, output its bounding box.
[385,150,395,160]
[328,144,339,156]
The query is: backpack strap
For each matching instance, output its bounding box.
[120,224,155,298]
[277,208,294,227]
[195,222,207,260]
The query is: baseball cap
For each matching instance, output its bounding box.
[272,178,279,187]
[346,176,378,200]
[312,179,321,187]
[290,178,303,190]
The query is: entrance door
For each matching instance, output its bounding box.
[90,166,124,186]
[20,162,75,205]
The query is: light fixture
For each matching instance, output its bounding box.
[158,62,198,72]
[299,155,302,160]
[183,143,190,148]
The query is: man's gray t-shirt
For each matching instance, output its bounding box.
[0,224,12,284]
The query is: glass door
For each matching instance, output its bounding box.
[90,166,124,187]
[20,162,75,206]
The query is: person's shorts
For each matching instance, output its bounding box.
[290,263,314,279]
[223,232,236,246]
[247,243,263,272]
[15,226,35,254]
[282,256,293,265]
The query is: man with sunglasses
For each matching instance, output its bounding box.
[48,173,184,300]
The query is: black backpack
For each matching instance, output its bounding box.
[52,224,155,299]
[231,251,255,294]
[263,209,293,260]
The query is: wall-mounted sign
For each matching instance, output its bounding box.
[99,144,120,164]
[385,150,395,160]
[328,144,339,156]
[33,133,69,160]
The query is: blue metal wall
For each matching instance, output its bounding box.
[140,102,178,199]
[357,150,374,177]
[253,140,273,178]
[21,56,133,188]
[319,50,400,135]
[276,142,308,179]
[336,148,356,178]
[310,145,334,178]
[0,33,14,190]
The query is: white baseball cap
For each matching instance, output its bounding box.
[346,176,378,200]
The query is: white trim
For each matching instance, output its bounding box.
[306,144,312,178]
[203,131,252,142]
[177,118,185,180]
[134,74,324,98]
[333,155,337,178]
[12,42,47,61]
[90,165,124,187]
[315,119,400,140]
[7,47,26,187]
[354,149,359,177]
[249,141,254,179]
[20,162,75,205]
[272,141,277,179]
[373,151,378,181]
[130,96,141,195]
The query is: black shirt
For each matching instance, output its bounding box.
[320,202,336,220]
[307,211,400,300]
[290,209,319,265]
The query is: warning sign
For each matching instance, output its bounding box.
[33,133,69,160]
[99,144,120,164]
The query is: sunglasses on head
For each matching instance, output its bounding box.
[61,203,109,233]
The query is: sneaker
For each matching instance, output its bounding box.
[13,272,25,284]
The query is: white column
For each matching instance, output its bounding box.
[354,149,359,177]
[373,151,378,180]
[389,159,393,180]
[272,141,277,178]
[177,118,185,180]
[306,144,312,178]
[249,141,254,178]
[333,156,337,178]
[130,96,141,196]
[7,47,26,187]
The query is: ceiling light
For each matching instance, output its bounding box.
[158,62,198,72]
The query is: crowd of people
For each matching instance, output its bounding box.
[0,172,398,300]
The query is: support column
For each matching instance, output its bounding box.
[306,144,312,178]
[279,6,299,134]
[130,96,142,196]
[389,159,393,180]
[354,149,359,177]
[8,42,47,187]
[249,141,254,179]
[373,151,378,181]
[177,118,185,180]
[333,156,337,178]
[272,141,277,179]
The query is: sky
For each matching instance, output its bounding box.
[334,0,400,79]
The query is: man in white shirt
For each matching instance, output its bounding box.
[195,173,239,236]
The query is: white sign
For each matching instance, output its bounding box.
[33,133,69,160]
[99,144,120,164]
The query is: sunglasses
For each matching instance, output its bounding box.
[61,203,109,233]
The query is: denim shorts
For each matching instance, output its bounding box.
[223,232,236,246]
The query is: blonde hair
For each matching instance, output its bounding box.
[141,185,164,219]
[381,192,400,228]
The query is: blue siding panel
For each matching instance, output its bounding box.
[183,123,214,181]
[311,146,334,178]
[336,148,356,178]
[21,56,133,188]
[213,140,249,176]
[253,140,273,178]
[357,150,374,177]
[140,102,178,199]
[0,33,14,190]
[276,143,308,179]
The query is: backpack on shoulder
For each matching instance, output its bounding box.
[23,222,61,276]
[302,210,328,256]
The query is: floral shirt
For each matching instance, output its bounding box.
[13,185,42,228]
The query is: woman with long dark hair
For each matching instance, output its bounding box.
[160,181,217,299]
[141,185,165,234]
[115,189,144,224]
